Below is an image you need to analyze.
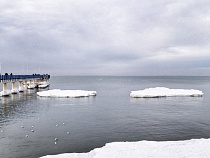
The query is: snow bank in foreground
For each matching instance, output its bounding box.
[40,139,210,158]
[37,89,97,98]
[130,87,203,98]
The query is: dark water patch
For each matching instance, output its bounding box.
[0,76,210,158]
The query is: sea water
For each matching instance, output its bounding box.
[0,76,210,158]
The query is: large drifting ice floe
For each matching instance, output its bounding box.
[40,139,210,158]
[37,89,97,98]
[130,87,203,98]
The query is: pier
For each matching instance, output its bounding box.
[0,74,50,96]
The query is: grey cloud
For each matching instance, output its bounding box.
[0,0,210,75]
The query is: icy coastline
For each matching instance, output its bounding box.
[37,89,97,98]
[40,139,210,158]
[130,87,203,98]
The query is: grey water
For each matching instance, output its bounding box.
[1,76,210,158]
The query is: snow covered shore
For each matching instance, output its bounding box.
[130,87,203,98]
[37,89,97,98]
[40,138,210,158]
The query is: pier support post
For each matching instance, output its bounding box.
[27,79,37,89]
[19,81,24,92]
[11,82,18,94]
[24,80,28,89]
[1,82,10,96]
[12,82,15,90]
[3,82,7,91]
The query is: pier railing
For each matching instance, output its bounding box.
[0,74,50,82]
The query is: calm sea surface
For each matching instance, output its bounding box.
[0,76,210,158]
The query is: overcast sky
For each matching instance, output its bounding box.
[1,0,210,76]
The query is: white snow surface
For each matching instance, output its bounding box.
[130,87,203,98]
[40,139,210,158]
[0,89,11,96]
[11,88,19,94]
[28,83,37,89]
[19,87,25,92]
[38,81,50,88]
[37,89,97,98]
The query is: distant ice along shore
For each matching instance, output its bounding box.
[40,139,210,158]
[37,89,97,98]
[130,87,203,98]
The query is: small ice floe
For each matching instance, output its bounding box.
[31,130,34,132]
[55,138,58,141]
[27,83,37,89]
[11,88,19,94]
[130,87,203,98]
[19,86,25,92]
[67,132,70,135]
[25,135,28,137]
[62,123,65,125]
[38,81,50,88]
[56,124,58,127]
[37,89,97,98]
[0,90,11,97]
[21,126,24,128]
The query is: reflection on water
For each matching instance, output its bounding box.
[130,96,204,105]
[0,86,98,158]
[0,88,50,125]
[0,87,95,126]
[38,96,96,107]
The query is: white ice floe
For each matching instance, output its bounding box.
[28,83,37,89]
[0,89,11,97]
[38,81,50,88]
[130,87,203,98]
[40,139,210,158]
[19,86,25,92]
[11,88,19,94]
[37,89,97,98]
